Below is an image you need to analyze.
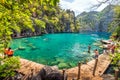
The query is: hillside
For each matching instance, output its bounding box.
[76,5,115,32]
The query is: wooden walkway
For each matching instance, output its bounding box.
[66,53,112,80]
[17,58,45,75]
[17,53,112,80]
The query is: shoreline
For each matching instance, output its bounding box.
[12,32,110,39]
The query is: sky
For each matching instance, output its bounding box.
[60,0,109,16]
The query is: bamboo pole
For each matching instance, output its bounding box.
[93,58,98,76]
[62,69,66,80]
[77,62,81,80]
[115,69,119,80]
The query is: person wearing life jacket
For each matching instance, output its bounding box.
[4,47,14,57]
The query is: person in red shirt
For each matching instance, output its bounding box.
[4,47,14,57]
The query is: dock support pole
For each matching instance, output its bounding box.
[93,58,98,76]
[77,62,81,80]
[62,69,65,80]
[115,69,119,80]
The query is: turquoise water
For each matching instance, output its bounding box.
[10,32,110,69]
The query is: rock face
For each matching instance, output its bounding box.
[76,5,114,32]
[34,66,67,80]
[7,66,67,80]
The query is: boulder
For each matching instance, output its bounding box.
[34,66,67,80]
[58,62,69,69]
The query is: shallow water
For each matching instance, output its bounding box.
[10,32,110,69]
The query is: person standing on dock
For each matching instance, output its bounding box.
[110,44,116,54]
[88,45,91,53]
[94,49,99,59]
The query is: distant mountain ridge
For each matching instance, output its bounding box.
[76,5,115,32]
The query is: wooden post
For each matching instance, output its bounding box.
[115,69,119,80]
[77,62,81,80]
[93,58,98,76]
[72,78,76,80]
[62,69,65,80]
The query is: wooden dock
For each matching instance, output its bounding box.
[17,58,45,75]
[17,53,112,80]
[66,53,112,80]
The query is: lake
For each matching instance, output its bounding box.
[10,32,110,69]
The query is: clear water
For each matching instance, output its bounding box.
[10,32,110,69]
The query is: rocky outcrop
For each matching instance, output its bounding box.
[34,66,67,80]
[76,5,114,32]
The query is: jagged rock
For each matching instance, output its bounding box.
[34,66,67,80]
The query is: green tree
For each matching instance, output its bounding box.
[0,0,60,79]
[0,57,20,78]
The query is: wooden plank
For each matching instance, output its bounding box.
[17,58,45,75]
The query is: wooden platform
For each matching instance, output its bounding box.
[66,53,112,80]
[17,53,112,80]
[17,58,45,75]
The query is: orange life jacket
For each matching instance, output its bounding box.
[4,49,14,55]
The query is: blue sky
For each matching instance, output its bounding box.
[60,0,109,16]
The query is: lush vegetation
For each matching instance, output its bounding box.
[0,0,60,79]
[0,57,20,79]
[0,0,60,53]
[110,5,120,71]
[0,0,120,79]
[0,0,81,78]
[109,5,120,40]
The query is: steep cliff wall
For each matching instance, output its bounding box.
[76,5,114,32]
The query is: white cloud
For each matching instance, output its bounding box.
[60,0,108,16]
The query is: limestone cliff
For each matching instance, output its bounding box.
[76,5,114,32]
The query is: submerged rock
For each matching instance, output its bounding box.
[58,62,69,69]
[26,43,33,47]
[68,62,76,67]
[51,61,59,66]
[93,43,101,46]
[56,58,65,63]
[18,47,26,50]
[23,40,29,43]
[31,46,37,50]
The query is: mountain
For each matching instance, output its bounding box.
[76,5,115,32]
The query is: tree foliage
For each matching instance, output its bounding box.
[0,57,20,78]
[0,0,60,52]
[0,0,60,78]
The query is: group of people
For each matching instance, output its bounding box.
[87,45,99,59]
[103,43,116,54]
[87,41,116,59]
